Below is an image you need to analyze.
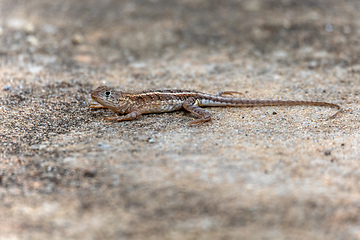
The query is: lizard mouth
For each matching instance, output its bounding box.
[90,92,108,108]
[91,91,99,101]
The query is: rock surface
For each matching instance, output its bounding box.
[1,0,360,239]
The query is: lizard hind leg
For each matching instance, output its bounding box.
[215,91,244,97]
[183,98,212,124]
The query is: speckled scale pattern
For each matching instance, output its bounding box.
[91,86,342,124]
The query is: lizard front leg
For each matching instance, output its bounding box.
[183,98,212,124]
[89,103,108,109]
[105,111,142,122]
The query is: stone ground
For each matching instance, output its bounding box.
[1,0,360,239]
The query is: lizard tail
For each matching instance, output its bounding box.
[199,98,342,119]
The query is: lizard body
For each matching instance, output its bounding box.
[90,86,341,124]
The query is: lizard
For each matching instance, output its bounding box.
[90,86,342,124]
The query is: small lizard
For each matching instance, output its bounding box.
[90,86,341,124]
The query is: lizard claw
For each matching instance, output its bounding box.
[104,116,118,121]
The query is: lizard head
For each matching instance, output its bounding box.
[91,86,129,113]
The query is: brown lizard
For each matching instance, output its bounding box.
[90,86,341,124]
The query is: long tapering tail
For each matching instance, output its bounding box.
[199,96,342,119]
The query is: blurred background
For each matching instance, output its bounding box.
[1,0,360,239]
[2,0,359,71]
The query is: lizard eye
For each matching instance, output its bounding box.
[105,91,111,96]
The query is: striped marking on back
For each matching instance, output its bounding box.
[199,98,239,106]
